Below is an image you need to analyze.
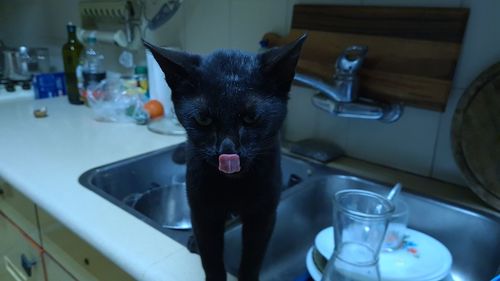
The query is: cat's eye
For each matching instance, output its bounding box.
[242,114,259,125]
[194,115,213,126]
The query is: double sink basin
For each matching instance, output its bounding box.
[79,143,500,281]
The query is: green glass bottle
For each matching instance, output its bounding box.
[62,22,84,105]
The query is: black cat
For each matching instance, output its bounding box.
[144,35,306,281]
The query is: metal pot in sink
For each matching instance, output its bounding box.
[123,174,191,230]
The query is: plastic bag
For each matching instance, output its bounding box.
[86,72,147,123]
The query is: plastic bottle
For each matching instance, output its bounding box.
[78,33,106,104]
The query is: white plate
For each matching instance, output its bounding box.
[313,227,453,281]
[306,247,322,281]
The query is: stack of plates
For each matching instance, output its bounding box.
[306,227,453,281]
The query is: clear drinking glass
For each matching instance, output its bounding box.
[321,189,394,281]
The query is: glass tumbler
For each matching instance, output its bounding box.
[321,189,394,281]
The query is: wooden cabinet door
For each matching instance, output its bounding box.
[38,208,135,281]
[0,213,45,281]
[0,178,40,244]
[44,253,77,281]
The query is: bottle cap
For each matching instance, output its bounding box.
[66,22,76,32]
[86,36,97,44]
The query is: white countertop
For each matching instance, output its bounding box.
[0,95,215,280]
[0,86,34,102]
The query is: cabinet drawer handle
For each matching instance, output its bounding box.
[20,254,36,277]
[4,256,26,281]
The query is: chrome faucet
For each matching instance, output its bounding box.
[293,45,403,122]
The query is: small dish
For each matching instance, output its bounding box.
[306,247,322,281]
[147,117,186,135]
[311,227,453,281]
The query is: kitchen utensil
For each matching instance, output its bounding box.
[321,189,394,281]
[451,62,500,210]
[29,47,50,73]
[262,5,469,111]
[144,0,183,30]
[387,182,402,202]
[310,227,453,281]
[3,46,50,81]
[3,47,31,81]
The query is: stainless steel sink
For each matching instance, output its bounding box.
[80,143,500,281]
[225,175,500,281]
[79,143,330,246]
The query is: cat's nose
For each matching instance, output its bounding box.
[218,137,238,154]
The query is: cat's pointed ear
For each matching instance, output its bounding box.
[259,34,307,95]
[143,40,201,95]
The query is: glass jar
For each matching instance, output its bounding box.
[321,189,394,281]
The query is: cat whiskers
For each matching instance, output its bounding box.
[243,141,277,161]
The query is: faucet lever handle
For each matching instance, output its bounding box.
[336,45,368,74]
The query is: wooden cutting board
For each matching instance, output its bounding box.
[262,5,469,111]
[452,62,500,211]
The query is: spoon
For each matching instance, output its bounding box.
[375,182,402,214]
[387,182,402,202]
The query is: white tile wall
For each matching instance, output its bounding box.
[229,0,288,52]
[345,107,441,176]
[1,0,147,72]
[315,109,351,150]
[147,4,186,48]
[452,0,500,89]
[183,0,231,53]
[0,0,80,72]
[283,86,322,141]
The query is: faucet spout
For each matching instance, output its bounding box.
[293,45,368,103]
[294,73,347,102]
[292,45,402,123]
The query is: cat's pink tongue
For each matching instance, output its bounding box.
[218,154,241,174]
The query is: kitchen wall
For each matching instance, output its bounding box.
[1,0,499,187]
[0,0,176,74]
[0,0,80,71]
[160,0,499,187]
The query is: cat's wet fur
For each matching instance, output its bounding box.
[144,35,306,281]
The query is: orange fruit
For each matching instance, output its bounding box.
[143,100,165,119]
